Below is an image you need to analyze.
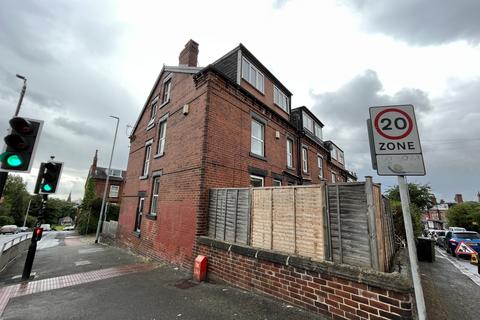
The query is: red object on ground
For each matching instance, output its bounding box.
[193,255,207,282]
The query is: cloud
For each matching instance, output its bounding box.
[310,70,479,201]
[273,0,290,9]
[54,117,109,139]
[341,0,480,45]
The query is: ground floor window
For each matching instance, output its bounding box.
[135,197,144,233]
[273,179,282,186]
[250,175,264,187]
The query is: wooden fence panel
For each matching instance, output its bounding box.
[251,189,273,249]
[272,188,295,253]
[295,186,325,261]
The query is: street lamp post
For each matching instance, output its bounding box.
[94,116,119,243]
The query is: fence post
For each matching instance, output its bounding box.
[270,188,273,250]
[293,187,297,254]
[365,177,380,270]
[213,190,219,239]
[324,184,333,261]
[223,190,228,241]
[233,189,239,243]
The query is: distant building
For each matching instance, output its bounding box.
[58,216,73,226]
[86,150,126,205]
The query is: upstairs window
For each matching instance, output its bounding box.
[302,111,314,133]
[314,123,323,140]
[142,144,152,177]
[286,138,293,168]
[331,147,338,160]
[338,150,345,165]
[150,177,160,215]
[157,119,167,155]
[150,102,157,120]
[302,147,308,173]
[251,119,265,157]
[242,58,264,93]
[274,86,289,113]
[109,185,119,198]
[317,155,324,179]
[162,78,171,104]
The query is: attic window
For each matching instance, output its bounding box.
[274,86,289,113]
[242,58,264,93]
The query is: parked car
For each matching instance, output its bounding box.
[63,225,75,231]
[448,227,466,232]
[444,231,480,256]
[0,225,19,234]
[19,226,29,232]
[40,224,52,231]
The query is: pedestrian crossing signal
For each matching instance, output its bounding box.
[32,227,43,242]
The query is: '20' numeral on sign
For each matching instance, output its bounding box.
[380,117,407,131]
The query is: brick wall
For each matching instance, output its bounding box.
[197,238,412,320]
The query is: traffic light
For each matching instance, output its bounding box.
[32,227,43,242]
[34,161,63,194]
[0,117,43,172]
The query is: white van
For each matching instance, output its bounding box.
[40,224,52,231]
[448,227,466,232]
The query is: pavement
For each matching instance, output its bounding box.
[420,247,480,320]
[0,232,324,320]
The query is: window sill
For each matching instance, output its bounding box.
[249,152,267,162]
[159,99,170,109]
[286,166,295,171]
[274,102,289,114]
[146,120,155,131]
[139,175,148,180]
[153,152,165,159]
[145,214,157,220]
[133,231,141,238]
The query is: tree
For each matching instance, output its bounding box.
[447,202,480,232]
[77,178,97,234]
[0,175,30,225]
[385,183,434,238]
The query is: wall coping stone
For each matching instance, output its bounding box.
[197,236,412,293]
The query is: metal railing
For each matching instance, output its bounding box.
[0,233,31,256]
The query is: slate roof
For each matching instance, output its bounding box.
[91,166,126,182]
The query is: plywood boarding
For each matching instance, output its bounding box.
[272,188,295,253]
[251,188,273,249]
[295,186,325,261]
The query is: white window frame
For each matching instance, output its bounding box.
[109,185,119,198]
[251,119,265,157]
[331,171,337,183]
[338,150,345,165]
[273,179,282,187]
[302,111,314,133]
[156,118,167,156]
[331,147,338,160]
[314,123,323,140]
[135,197,144,233]
[274,86,289,113]
[150,101,157,120]
[250,175,264,187]
[317,155,324,179]
[142,143,152,177]
[302,146,308,173]
[162,78,171,105]
[286,138,293,168]
[150,177,160,216]
[242,58,264,93]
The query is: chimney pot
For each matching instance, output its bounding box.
[179,40,199,67]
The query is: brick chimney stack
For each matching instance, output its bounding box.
[454,194,463,204]
[179,40,199,67]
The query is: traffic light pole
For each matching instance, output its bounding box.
[21,239,37,280]
[0,75,27,198]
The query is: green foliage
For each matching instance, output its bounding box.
[447,202,480,232]
[26,215,37,227]
[385,182,433,239]
[30,195,77,225]
[76,178,98,235]
[0,175,30,225]
[0,215,15,226]
[106,203,120,221]
[82,178,96,210]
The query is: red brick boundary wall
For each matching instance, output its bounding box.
[197,237,413,320]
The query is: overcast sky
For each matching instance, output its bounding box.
[1,0,479,202]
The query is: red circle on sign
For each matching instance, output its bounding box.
[374,108,413,140]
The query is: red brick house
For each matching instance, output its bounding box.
[117,40,356,268]
[87,150,126,205]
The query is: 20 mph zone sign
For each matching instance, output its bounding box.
[368,105,425,176]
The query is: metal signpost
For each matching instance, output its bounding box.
[367,104,427,320]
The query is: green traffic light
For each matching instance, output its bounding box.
[42,184,53,192]
[6,154,23,167]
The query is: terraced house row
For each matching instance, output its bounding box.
[117,40,357,267]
